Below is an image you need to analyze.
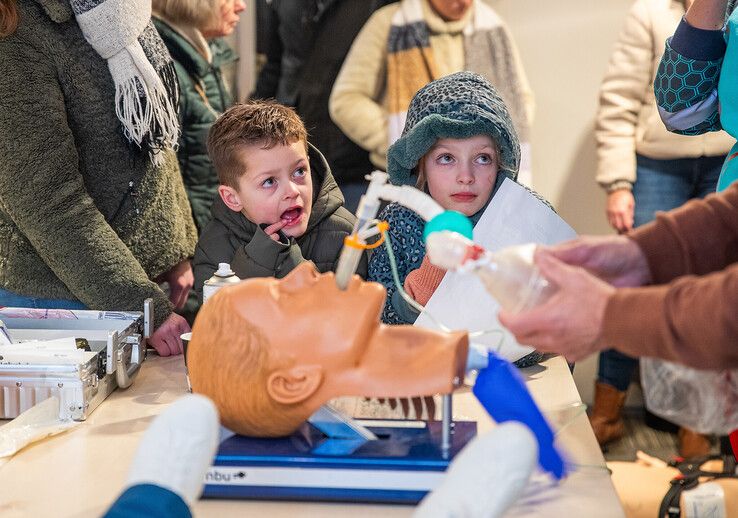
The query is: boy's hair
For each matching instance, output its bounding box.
[208,100,308,189]
[0,0,19,37]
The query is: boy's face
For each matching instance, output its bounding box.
[422,135,498,217]
[219,140,313,238]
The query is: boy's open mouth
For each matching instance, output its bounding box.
[280,206,304,227]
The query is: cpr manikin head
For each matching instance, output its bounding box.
[187,262,468,437]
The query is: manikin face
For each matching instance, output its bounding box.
[428,0,473,21]
[230,263,468,399]
[423,135,499,217]
[202,0,246,38]
[188,263,468,436]
[218,140,313,238]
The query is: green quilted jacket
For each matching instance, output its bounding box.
[153,17,237,234]
[0,0,198,327]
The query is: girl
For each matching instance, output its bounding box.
[368,72,547,365]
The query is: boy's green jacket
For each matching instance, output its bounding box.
[0,0,198,327]
[193,145,367,301]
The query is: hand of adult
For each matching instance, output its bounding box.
[685,0,730,30]
[161,259,194,310]
[498,252,615,362]
[545,235,652,288]
[148,313,190,357]
[606,189,635,233]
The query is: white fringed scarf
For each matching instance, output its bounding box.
[70,0,180,164]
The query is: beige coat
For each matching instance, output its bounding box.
[329,0,534,171]
[596,0,735,191]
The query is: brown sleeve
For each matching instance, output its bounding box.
[601,262,738,369]
[627,182,738,284]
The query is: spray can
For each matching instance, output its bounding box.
[203,263,241,304]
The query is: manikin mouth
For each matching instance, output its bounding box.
[280,206,303,226]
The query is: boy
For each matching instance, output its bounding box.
[194,100,366,301]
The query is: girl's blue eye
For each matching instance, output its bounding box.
[476,154,493,165]
[437,153,454,165]
[262,177,275,188]
[293,167,307,178]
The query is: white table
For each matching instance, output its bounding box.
[0,354,624,517]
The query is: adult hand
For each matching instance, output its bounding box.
[149,313,190,357]
[160,259,194,310]
[685,0,729,30]
[498,251,615,362]
[545,235,652,288]
[606,189,634,233]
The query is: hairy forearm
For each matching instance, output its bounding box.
[686,0,729,29]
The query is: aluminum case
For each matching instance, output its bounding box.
[0,301,151,420]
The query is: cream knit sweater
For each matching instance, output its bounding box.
[329,0,534,171]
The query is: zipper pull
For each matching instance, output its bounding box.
[128,181,140,215]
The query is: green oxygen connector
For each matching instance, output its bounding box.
[423,210,474,242]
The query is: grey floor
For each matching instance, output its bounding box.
[602,407,718,462]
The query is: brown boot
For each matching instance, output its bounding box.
[678,428,712,458]
[589,382,627,446]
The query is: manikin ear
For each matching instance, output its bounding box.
[218,185,243,212]
[266,365,323,405]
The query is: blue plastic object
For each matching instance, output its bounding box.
[203,420,478,504]
[473,351,567,480]
[423,211,474,241]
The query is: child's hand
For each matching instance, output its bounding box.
[404,256,446,306]
[263,220,288,242]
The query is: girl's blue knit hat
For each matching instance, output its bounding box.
[386,71,521,186]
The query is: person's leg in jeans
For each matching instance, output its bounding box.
[693,154,724,199]
[0,287,87,310]
[591,155,692,447]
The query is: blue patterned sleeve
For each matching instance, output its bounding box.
[367,203,426,325]
[654,19,726,135]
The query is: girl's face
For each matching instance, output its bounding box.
[422,135,499,216]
